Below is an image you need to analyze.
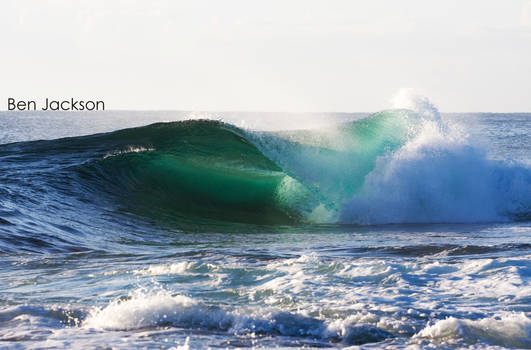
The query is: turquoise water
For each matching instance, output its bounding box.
[0,109,530,349]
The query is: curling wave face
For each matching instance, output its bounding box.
[1,107,529,229]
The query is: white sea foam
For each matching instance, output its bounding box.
[133,261,193,276]
[413,313,531,348]
[340,91,531,224]
[3,248,529,349]
[82,251,530,348]
[82,287,394,345]
[103,146,154,159]
[244,252,530,336]
[435,256,531,301]
[83,289,197,330]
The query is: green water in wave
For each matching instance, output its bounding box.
[248,109,418,219]
[88,111,417,225]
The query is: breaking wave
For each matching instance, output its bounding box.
[2,93,530,227]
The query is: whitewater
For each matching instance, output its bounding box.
[0,93,530,349]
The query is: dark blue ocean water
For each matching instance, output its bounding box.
[0,110,530,349]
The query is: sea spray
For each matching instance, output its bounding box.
[340,91,531,224]
[246,109,423,221]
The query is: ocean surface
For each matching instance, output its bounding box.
[0,103,530,349]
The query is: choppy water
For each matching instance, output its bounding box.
[0,104,530,349]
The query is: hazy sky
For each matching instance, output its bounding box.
[1,0,530,112]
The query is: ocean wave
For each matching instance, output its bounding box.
[413,313,531,348]
[1,95,529,227]
[340,115,531,224]
[82,287,393,346]
[2,250,529,348]
[64,108,531,225]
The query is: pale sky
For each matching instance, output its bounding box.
[1,0,530,112]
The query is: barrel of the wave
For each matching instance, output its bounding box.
[86,120,303,225]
